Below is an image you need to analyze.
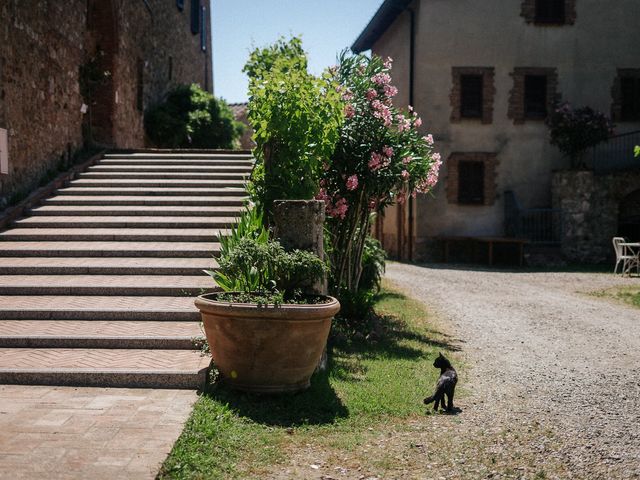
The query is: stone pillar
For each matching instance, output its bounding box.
[271,199,327,295]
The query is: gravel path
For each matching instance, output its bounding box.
[386,263,640,479]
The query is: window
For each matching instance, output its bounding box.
[460,75,483,119]
[458,161,485,205]
[524,75,548,119]
[176,0,184,11]
[508,67,558,124]
[447,153,498,206]
[450,67,495,124]
[200,6,207,51]
[521,0,575,25]
[535,0,565,24]
[190,0,200,34]
[621,76,640,121]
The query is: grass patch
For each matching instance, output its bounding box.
[159,284,458,479]
[589,286,640,309]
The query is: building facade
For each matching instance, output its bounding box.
[0,0,212,209]
[353,0,640,261]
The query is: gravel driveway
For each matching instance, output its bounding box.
[386,263,640,479]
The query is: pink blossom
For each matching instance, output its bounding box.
[397,192,406,205]
[330,197,349,219]
[371,99,392,126]
[344,104,355,119]
[315,188,330,203]
[346,174,359,191]
[425,134,434,145]
[401,170,410,180]
[382,146,394,158]
[368,152,384,171]
[408,105,414,112]
[402,156,412,165]
[383,57,393,69]
[432,152,441,163]
[414,117,422,127]
[371,72,391,86]
[397,114,411,132]
[366,89,378,101]
[342,90,354,102]
[416,154,443,193]
[384,84,398,98]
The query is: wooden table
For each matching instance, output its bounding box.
[438,236,529,267]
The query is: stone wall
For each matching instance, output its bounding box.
[0,0,212,209]
[552,170,640,263]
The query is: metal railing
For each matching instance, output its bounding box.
[589,130,640,175]
[504,191,563,245]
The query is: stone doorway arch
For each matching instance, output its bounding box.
[618,189,640,241]
[84,0,118,146]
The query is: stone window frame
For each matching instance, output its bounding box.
[611,68,640,122]
[450,67,495,124]
[508,67,559,125]
[521,0,576,25]
[446,153,499,206]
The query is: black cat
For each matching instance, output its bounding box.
[423,353,457,412]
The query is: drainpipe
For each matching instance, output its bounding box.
[407,6,416,262]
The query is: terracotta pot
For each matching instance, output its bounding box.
[195,293,340,393]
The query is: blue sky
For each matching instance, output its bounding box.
[211,0,382,104]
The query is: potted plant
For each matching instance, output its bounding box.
[195,237,340,393]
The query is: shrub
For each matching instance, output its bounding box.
[320,52,441,294]
[145,84,244,149]
[213,237,327,303]
[359,236,387,293]
[243,37,343,221]
[546,103,614,168]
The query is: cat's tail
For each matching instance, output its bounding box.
[423,394,435,405]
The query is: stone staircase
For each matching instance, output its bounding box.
[0,151,253,388]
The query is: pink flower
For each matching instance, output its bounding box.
[384,84,398,98]
[432,152,441,162]
[401,170,410,180]
[342,90,354,102]
[344,104,355,119]
[425,134,434,145]
[315,188,330,203]
[397,114,411,132]
[329,197,349,219]
[368,152,384,171]
[414,117,422,127]
[383,57,393,69]
[366,89,378,101]
[402,156,412,165]
[382,146,394,158]
[346,174,359,191]
[371,99,392,126]
[371,72,391,86]
[397,192,406,205]
[408,105,414,112]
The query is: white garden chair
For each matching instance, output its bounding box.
[612,237,638,275]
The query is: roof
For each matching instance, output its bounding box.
[351,0,413,53]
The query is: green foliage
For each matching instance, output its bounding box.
[244,36,343,219]
[204,206,268,292]
[546,103,614,168]
[144,84,244,149]
[214,237,327,301]
[635,145,639,157]
[359,236,387,293]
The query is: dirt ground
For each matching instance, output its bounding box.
[266,265,640,480]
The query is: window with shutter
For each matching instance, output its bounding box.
[458,161,485,205]
[460,75,483,119]
[191,0,200,35]
[535,0,565,24]
[524,75,548,119]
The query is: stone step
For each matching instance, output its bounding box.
[14,215,237,229]
[88,165,253,173]
[0,227,228,242]
[0,275,216,296]
[0,257,218,275]
[70,178,247,188]
[0,241,219,258]
[80,171,250,180]
[0,320,203,349]
[0,295,200,320]
[44,195,248,206]
[29,205,243,217]
[103,152,252,159]
[100,159,253,167]
[0,348,209,388]
[57,186,247,197]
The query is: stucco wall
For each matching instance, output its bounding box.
[0,0,212,209]
[371,0,640,258]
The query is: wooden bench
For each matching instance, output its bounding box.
[436,236,529,267]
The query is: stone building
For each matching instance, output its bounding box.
[0,0,212,209]
[353,0,640,262]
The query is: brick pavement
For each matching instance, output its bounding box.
[0,385,197,479]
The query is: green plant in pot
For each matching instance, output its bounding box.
[195,228,340,393]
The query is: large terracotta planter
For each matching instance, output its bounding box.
[195,293,340,393]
